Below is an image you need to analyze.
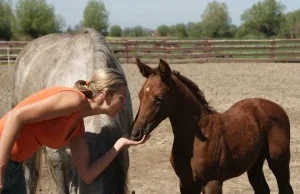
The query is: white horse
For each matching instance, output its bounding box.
[12,28,133,194]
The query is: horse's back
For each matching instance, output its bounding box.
[14,30,98,103]
[224,98,290,157]
[226,98,290,131]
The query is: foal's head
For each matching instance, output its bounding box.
[130,58,180,141]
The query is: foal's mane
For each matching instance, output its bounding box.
[172,71,214,112]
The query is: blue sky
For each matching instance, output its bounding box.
[46,0,299,29]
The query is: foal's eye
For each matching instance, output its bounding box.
[155,96,163,105]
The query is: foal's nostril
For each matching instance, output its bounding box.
[132,129,143,140]
[133,130,141,138]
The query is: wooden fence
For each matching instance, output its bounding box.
[1,39,300,64]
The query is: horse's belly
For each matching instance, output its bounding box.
[213,134,264,181]
[219,147,263,180]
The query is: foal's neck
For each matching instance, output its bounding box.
[169,80,211,141]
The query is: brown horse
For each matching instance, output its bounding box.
[130,59,293,194]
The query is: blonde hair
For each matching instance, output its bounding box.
[74,68,127,98]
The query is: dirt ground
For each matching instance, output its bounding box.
[1,62,299,194]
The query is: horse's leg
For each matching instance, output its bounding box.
[46,147,72,194]
[179,179,202,194]
[202,180,223,194]
[23,151,39,194]
[266,150,293,194]
[247,154,270,194]
[265,122,294,194]
[67,148,79,194]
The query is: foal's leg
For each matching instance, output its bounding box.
[247,155,270,194]
[266,124,294,194]
[202,180,223,194]
[266,151,293,194]
[179,179,202,194]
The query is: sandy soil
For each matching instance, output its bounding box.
[1,62,299,194]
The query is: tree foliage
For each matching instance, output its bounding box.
[122,26,151,37]
[175,23,188,38]
[279,9,300,38]
[240,0,285,38]
[186,22,202,38]
[109,25,122,37]
[156,25,169,37]
[15,0,64,40]
[82,0,109,35]
[163,24,188,38]
[200,1,232,38]
[0,0,14,40]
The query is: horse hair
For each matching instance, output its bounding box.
[172,70,214,112]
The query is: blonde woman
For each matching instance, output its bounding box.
[0,68,147,193]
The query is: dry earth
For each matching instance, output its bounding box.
[1,62,299,194]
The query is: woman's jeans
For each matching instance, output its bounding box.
[1,160,26,194]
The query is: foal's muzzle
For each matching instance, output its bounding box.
[130,129,144,141]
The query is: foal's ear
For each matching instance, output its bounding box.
[136,58,153,78]
[158,59,171,78]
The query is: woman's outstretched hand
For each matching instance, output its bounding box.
[115,135,150,150]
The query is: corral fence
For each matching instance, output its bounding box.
[1,39,300,64]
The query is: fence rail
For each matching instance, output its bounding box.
[1,39,300,64]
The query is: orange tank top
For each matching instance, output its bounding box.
[0,87,85,162]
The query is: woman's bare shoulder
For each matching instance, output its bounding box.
[55,90,87,108]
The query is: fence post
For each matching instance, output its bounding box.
[7,46,10,65]
[270,40,276,62]
[125,40,128,64]
[204,40,211,62]
[164,40,167,61]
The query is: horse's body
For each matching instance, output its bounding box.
[12,28,133,194]
[130,59,293,194]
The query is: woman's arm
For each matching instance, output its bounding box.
[70,135,147,184]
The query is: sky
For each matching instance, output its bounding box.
[44,0,299,29]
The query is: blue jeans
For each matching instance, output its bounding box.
[1,160,26,194]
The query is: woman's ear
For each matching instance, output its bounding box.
[94,90,107,101]
[102,89,109,98]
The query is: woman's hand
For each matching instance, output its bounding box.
[115,135,150,150]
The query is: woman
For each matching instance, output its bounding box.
[0,68,148,193]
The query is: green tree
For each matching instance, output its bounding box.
[121,26,151,37]
[122,27,133,37]
[132,25,144,37]
[156,25,169,37]
[200,1,232,38]
[240,0,285,37]
[66,24,81,34]
[109,25,122,37]
[226,24,238,38]
[279,10,300,38]
[15,0,64,40]
[82,0,109,35]
[168,25,177,37]
[187,22,202,38]
[175,23,188,38]
[0,0,14,40]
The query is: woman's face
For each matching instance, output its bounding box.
[106,85,127,118]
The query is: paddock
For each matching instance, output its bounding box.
[1,62,299,193]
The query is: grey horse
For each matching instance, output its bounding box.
[11,28,133,194]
